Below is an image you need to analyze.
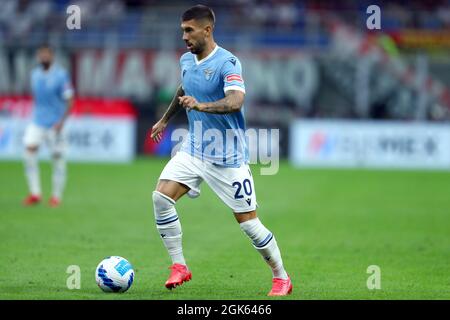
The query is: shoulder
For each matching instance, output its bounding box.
[54,64,69,77]
[180,52,193,64]
[31,67,40,77]
[216,47,241,70]
[216,46,237,60]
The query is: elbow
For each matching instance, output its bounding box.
[224,90,245,113]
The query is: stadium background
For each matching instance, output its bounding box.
[0,0,449,299]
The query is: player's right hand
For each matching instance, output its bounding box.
[150,119,167,143]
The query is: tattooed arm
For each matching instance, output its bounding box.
[178,90,244,114]
[150,84,184,142]
[162,84,185,122]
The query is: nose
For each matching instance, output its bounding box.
[183,33,189,41]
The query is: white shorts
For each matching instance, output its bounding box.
[159,151,258,213]
[23,123,66,155]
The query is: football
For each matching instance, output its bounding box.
[95,256,134,293]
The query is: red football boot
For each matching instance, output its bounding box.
[23,194,41,206]
[165,263,192,289]
[48,197,61,208]
[268,276,293,296]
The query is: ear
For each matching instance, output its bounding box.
[204,24,213,36]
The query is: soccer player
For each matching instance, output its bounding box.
[150,5,292,296]
[22,45,74,207]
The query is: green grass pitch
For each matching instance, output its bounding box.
[0,158,449,300]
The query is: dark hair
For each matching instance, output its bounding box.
[38,43,53,51]
[182,5,215,25]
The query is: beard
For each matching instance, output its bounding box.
[41,61,51,70]
[189,40,206,55]
[190,46,201,54]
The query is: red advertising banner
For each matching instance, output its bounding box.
[0,96,137,119]
[389,30,450,49]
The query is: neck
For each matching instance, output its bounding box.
[42,63,52,71]
[196,41,216,61]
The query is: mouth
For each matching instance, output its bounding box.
[186,42,194,50]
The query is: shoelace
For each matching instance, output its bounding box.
[169,264,186,273]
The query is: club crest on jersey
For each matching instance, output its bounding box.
[203,68,214,81]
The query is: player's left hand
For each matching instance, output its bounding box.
[178,96,203,111]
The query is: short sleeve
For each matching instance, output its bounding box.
[61,70,74,100]
[221,57,245,94]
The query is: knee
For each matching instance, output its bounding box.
[52,152,63,160]
[24,147,38,162]
[152,191,176,216]
[234,211,257,224]
[26,146,38,154]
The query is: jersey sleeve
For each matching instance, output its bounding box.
[221,57,245,94]
[60,70,74,100]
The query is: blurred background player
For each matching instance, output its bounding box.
[22,44,74,207]
[150,5,292,296]
[0,0,448,301]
